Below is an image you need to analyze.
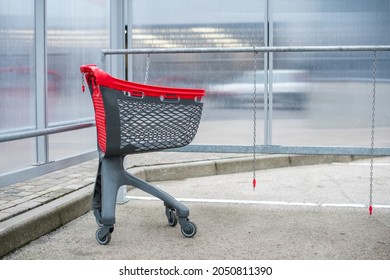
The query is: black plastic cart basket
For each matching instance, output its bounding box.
[80,64,205,244]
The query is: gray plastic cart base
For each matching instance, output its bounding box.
[93,155,197,245]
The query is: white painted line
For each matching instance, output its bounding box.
[321,203,366,208]
[126,196,390,209]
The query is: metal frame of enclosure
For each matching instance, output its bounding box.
[4,45,389,153]
[101,45,390,156]
[2,45,390,187]
[1,0,390,188]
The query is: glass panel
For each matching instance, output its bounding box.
[0,0,35,173]
[272,0,390,147]
[131,0,265,145]
[46,0,110,160]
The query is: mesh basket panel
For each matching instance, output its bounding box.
[117,97,203,153]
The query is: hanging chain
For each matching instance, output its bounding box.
[252,47,257,191]
[144,53,151,84]
[369,51,377,216]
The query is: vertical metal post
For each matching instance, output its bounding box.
[34,0,48,165]
[110,0,125,79]
[126,0,133,81]
[110,0,128,203]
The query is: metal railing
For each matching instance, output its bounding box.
[0,118,95,143]
[2,44,390,187]
[0,118,97,188]
[101,45,390,57]
[102,45,390,156]
[2,45,390,152]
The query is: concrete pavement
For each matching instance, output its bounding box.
[1,153,390,259]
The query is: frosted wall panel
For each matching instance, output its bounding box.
[0,0,36,173]
[131,0,266,145]
[46,0,109,160]
[271,0,390,147]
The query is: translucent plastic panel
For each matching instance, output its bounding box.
[46,0,110,161]
[131,0,265,145]
[46,0,109,124]
[273,0,389,46]
[0,0,36,173]
[0,140,36,174]
[272,0,390,147]
[0,1,35,131]
[48,128,97,160]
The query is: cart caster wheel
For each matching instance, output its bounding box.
[167,209,178,227]
[181,221,197,238]
[96,228,112,245]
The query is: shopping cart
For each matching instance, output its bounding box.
[80,64,205,244]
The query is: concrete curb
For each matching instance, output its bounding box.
[0,185,93,258]
[0,154,362,258]
[133,154,361,182]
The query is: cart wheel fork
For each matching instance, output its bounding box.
[165,206,178,227]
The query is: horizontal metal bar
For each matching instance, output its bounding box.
[171,144,390,156]
[0,150,97,188]
[102,45,390,56]
[0,125,36,136]
[48,117,95,129]
[0,121,96,143]
[0,118,95,139]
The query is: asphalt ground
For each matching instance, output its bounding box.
[2,156,390,260]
